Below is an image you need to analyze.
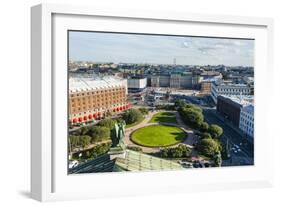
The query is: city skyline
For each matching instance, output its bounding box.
[69,31,254,67]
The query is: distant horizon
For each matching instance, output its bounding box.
[69,60,253,68]
[69,31,254,67]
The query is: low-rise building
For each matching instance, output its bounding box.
[127,76,147,92]
[149,73,202,89]
[200,78,221,95]
[211,81,252,103]
[200,71,222,80]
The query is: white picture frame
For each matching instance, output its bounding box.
[31,3,274,202]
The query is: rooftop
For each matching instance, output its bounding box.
[69,76,127,93]
[213,80,249,87]
[114,150,183,172]
[242,104,254,113]
[220,95,254,106]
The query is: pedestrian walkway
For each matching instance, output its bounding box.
[124,110,199,153]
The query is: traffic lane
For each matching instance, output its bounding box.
[203,109,254,158]
[203,110,254,160]
[205,114,253,159]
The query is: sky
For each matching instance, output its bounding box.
[69,31,254,66]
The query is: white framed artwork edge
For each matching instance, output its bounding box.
[31,3,274,202]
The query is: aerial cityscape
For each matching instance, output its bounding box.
[68,31,254,174]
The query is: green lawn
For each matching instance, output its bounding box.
[125,115,145,128]
[149,112,177,124]
[131,125,186,147]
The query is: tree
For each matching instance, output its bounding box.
[138,107,149,115]
[122,109,143,124]
[209,124,223,139]
[87,126,110,142]
[197,138,221,157]
[98,118,117,130]
[213,151,222,167]
[160,144,191,158]
[175,99,186,108]
[184,103,203,113]
[200,132,212,139]
[200,122,209,132]
[79,126,90,135]
[79,135,91,149]
[180,107,204,128]
[69,135,80,149]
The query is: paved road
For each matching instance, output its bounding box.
[203,108,254,166]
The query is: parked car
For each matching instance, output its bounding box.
[68,160,79,169]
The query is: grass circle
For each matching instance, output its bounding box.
[131,125,186,147]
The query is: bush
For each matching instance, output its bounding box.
[138,107,149,115]
[122,109,143,124]
[72,142,111,160]
[161,148,169,158]
[160,144,191,158]
[208,124,223,139]
[127,146,143,152]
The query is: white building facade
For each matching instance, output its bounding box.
[211,81,252,103]
[239,104,254,138]
[127,77,147,91]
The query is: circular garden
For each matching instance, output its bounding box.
[130,125,186,147]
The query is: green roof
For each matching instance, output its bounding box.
[114,150,183,172]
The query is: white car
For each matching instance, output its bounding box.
[69,160,79,169]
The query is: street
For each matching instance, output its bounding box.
[203,108,254,166]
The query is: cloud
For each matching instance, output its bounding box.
[69,31,254,66]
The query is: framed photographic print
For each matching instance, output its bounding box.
[31,3,274,201]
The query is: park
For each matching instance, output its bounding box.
[131,124,186,147]
[69,102,225,172]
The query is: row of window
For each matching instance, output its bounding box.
[241,112,254,121]
[70,87,125,97]
[216,88,250,93]
[71,95,125,103]
[70,102,126,113]
[70,105,126,117]
[240,125,254,136]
